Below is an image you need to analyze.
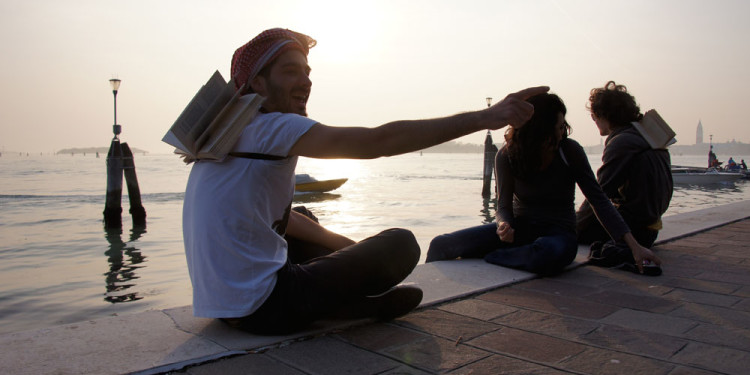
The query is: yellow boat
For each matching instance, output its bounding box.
[295,174,348,193]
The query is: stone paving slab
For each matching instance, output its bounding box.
[0,310,227,375]
[161,304,368,352]
[658,200,750,240]
[173,217,750,375]
[402,259,536,306]
[265,336,405,374]
[2,201,750,375]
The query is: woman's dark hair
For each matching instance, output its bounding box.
[504,93,570,179]
[587,81,642,128]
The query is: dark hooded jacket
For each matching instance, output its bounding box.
[577,124,673,236]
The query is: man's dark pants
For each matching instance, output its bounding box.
[226,207,420,335]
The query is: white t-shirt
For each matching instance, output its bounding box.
[183,112,317,318]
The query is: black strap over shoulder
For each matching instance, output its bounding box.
[228,152,287,160]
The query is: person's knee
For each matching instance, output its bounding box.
[527,237,577,274]
[382,228,420,262]
[426,234,453,262]
[384,228,417,244]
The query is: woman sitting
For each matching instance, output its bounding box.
[426,93,660,276]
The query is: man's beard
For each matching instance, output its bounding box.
[264,80,307,117]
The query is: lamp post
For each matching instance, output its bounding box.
[104,78,124,228]
[103,78,147,228]
[482,97,498,197]
[110,78,122,139]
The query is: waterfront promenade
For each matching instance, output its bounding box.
[2,201,750,374]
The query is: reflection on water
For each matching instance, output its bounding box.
[103,225,147,303]
[669,180,748,214]
[480,196,497,224]
[293,192,342,204]
[674,180,744,191]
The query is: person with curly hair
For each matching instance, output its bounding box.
[576,81,672,272]
[427,93,660,276]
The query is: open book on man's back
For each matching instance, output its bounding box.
[632,109,677,150]
[162,70,265,163]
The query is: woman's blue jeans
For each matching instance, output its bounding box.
[426,221,577,276]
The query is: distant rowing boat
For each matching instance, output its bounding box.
[295,174,348,193]
[671,166,744,184]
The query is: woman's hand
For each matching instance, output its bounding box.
[623,232,662,273]
[496,221,515,243]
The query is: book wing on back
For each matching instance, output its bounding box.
[162,70,229,155]
[633,109,676,149]
[197,94,265,160]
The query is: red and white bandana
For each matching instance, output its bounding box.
[231,28,316,91]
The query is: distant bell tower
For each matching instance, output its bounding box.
[696,120,704,145]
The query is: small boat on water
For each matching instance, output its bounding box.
[295,174,348,193]
[671,166,744,184]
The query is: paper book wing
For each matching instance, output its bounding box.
[162,70,228,154]
[194,82,245,149]
[161,131,193,157]
[644,110,676,141]
[632,122,659,149]
[198,94,265,160]
[191,79,235,144]
[634,109,676,149]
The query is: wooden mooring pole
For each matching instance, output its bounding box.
[103,137,123,228]
[122,143,146,226]
[481,130,498,197]
[103,78,146,228]
[481,97,498,197]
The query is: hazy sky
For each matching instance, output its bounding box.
[1,0,748,154]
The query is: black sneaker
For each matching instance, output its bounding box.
[337,285,423,321]
[371,285,423,321]
[588,241,634,268]
[617,261,663,276]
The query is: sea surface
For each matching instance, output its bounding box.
[1,151,748,335]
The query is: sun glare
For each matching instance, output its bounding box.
[298,157,366,182]
[294,1,383,63]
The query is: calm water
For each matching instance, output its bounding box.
[1,151,748,334]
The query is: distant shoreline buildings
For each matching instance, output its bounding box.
[582,140,750,156]
[583,119,749,156]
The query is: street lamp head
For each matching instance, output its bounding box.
[109,78,121,137]
[109,78,121,93]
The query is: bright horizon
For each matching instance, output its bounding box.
[1,0,749,154]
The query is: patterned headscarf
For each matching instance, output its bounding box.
[231,28,316,91]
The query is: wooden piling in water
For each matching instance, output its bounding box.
[481,131,498,197]
[103,140,146,228]
[121,143,146,227]
[103,139,123,228]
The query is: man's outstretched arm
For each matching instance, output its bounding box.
[290,86,548,159]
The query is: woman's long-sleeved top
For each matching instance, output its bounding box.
[496,138,629,240]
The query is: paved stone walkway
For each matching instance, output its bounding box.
[172,219,750,375]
